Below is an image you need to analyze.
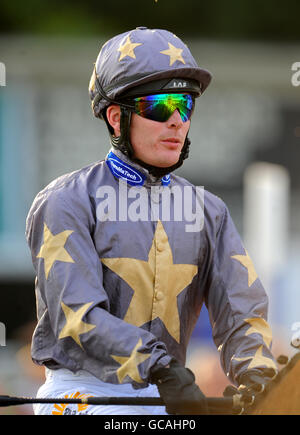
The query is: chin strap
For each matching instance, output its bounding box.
[105,107,191,178]
[108,107,134,157]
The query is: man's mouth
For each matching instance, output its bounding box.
[161,137,181,147]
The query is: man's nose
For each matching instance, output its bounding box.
[166,109,183,127]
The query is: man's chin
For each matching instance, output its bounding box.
[134,150,181,169]
[154,151,181,168]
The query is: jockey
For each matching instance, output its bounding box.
[26,27,277,415]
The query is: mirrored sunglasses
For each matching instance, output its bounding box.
[132,93,195,123]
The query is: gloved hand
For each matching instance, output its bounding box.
[150,360,208,415]
[238,368,276,397]
[224,368,277,405]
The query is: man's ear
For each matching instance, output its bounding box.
[106,105,121,136]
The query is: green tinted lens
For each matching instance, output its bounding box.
[134,93,195,122]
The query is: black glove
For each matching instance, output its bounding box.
[238,368,276,396]
[224,368,277,405]
[150,360,208,415]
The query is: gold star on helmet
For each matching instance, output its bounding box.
[160,42,186,66]
[111,338,151,384]
[37,223,75,279]
[233,345,277,371]
[245,317,272,348]
[118,35,142,61]
[231,249,258,287]
[59,302,96,349]
[101,220,198,343]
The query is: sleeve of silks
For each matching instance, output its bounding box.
[204,197,278,385]
[25,185,172,388]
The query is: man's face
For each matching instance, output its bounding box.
[106,104,191,168]
[130,109,190,168]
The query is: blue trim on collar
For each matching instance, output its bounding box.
[106,152,170,186]
[161,174,171,186]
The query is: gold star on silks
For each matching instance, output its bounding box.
[58,302,96,349]
[245,317,272,348]
[101,220,198,343]
[111,338,151,384]
[36,223,75,279]
[118,35,142,61]
[233,345,277,371]
[160,42,186,66]
[231,250,258,287]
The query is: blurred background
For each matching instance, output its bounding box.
[0,0,299,414]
